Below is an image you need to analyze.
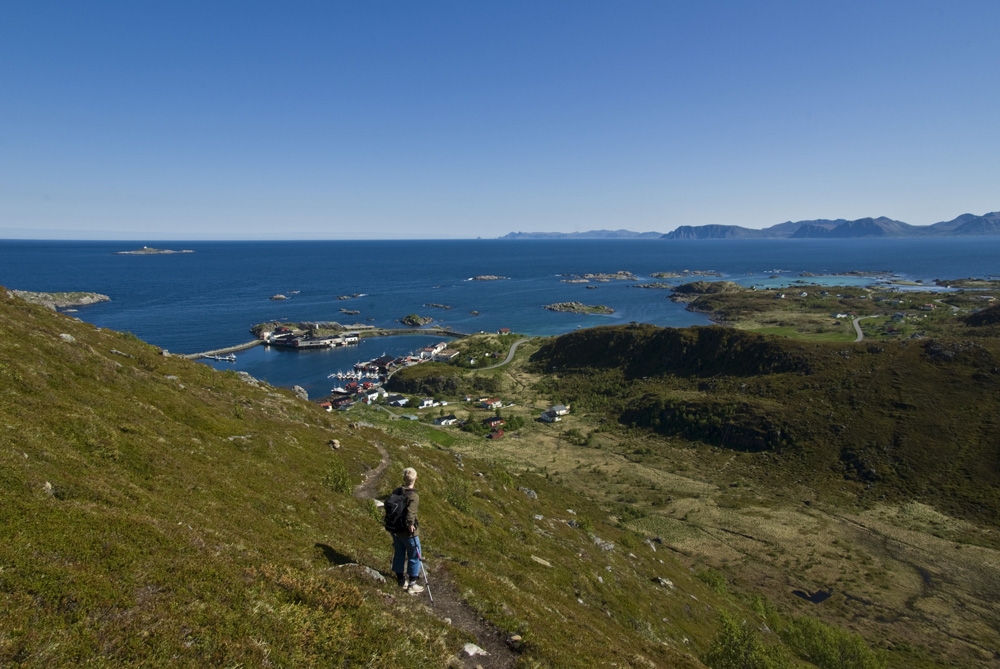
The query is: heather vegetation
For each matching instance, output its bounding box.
[0,291,728,667]
[4,285,999,667]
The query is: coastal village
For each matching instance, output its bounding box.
[243,277,1000,442]
[283,331,572,438]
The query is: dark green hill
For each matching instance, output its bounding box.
[531,324,811,378]
[385,361,499,396]
[530,325,1000,527]
[964,303,1000,327]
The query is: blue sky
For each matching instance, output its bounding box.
[2,1,998,240]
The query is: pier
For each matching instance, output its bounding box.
[183,340,262,360]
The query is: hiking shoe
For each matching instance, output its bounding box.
[407,583,425,594]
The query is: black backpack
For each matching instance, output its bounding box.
[383,489,410,534]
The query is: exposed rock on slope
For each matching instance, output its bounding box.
[7,289,110,310]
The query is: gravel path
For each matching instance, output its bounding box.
[353,442,517,668]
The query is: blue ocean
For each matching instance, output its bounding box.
[3,238,998,398]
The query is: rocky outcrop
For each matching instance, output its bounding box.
[543,302,614,315]
[650,270,721,278]
[116,247,193,254]
[400,314,433,326]
[561,271,635,282]
[8,290,110,310]
[669,281,744,302]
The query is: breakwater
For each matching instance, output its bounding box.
[183,340,262,360]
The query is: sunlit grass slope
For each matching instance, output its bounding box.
[4,289,769,668]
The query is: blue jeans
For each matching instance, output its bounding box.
[392,534,422,579]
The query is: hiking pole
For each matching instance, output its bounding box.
[415,547,433,604]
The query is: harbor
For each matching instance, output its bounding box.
[182,340,261,360]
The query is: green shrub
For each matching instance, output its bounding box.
[444,479,473,513]
[322,458,353,494]
[704,611,791,669]
[781,615,886,669]
[491,467,514,488]
[697,567,729,595]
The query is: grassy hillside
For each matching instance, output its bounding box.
[529,325,1000,527]
[1,290,766,668]
[9,289,987,668]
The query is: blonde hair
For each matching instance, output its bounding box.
[402,467,417,486]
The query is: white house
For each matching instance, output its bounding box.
[540,410,561,423]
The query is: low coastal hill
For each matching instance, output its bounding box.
[529,324,1000,526]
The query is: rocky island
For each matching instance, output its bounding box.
[116,246,193,255]
[250,321,376,338]
[424,303,452,310]
[400,314,434,326]
[630,282,675,290]
[650,270,721,279]
[560,271,635,282]
[668,280,744,302]
[544,301,614,315]
[7,290,110,310]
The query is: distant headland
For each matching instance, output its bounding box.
[116,246,194,255]
[499,210,1000,239]
[7,290,110,310]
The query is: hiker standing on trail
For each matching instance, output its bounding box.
[387,467,424,594]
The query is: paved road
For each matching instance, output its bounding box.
[481,338,531,370]
[935,298,960,313]
[852,316,876,342]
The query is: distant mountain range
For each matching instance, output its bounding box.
[499,211,1000,240]
[500,229,665,240]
